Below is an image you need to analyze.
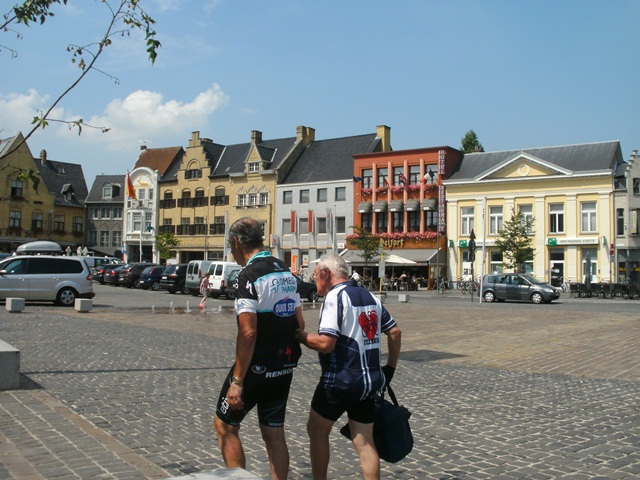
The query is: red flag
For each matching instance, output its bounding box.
[290,210,296,233]
[126,172,137,200]
[308,210,314,233]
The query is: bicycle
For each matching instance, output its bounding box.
[436,276,448,294]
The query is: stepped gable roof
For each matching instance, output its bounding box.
[212,136,298,177]
[134,146,184,177]
[37,157,88,208]
[281,133,380,184]
[448,141,623,181]
[85,175,126,203]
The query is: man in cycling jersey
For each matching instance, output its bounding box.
[214,217,305,480]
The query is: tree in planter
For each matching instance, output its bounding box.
[347,225,379,283]
[155,232,179,263]
[495,207,535,272]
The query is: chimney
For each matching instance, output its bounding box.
[376,125,391,152]
[189,131,201,148]
[296,125,316,146]
[39,149,47,164]
[632,149,638,159]
[251,130,263,144]
[140,145,147,151]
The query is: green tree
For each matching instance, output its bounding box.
[461,130,484,153]
[348,226,379,279]
[495,207,535,272]
[155,232,179,263]
[1,0,161,164]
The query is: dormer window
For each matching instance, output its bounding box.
[248,162,260,173]
[103,184,113,199]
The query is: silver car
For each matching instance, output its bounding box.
[0,255,95,306]
[482,273,561,304]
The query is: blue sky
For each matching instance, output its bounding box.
[2,0,639,185]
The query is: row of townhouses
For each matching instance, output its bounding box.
[2,128,640,285]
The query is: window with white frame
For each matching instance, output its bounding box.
[113,207,123,219]
[73,216,83,233]
[549,203,564,234]
[489,206,503,235]
[102,184,113,199]
[91,208,99,219]
[460,207,474,236]
[518,204,533,234]
[10,180,23,197]
[100,230,110,247]
[31,212,43,230]
[249,193,258,206]
[377,168,388,187]
[248,162,260,173]
[100,207,111,219]
[88,230,97,244]
[132,212,142,232]
[581,201,597,233]
[362,169,373,188]
[112,230,121,247]
[409,165,420,184]
[237,193,247,207]
[489,251,504,273]
[260,192,269,205]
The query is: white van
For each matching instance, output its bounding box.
[207,261,242,299]
[185,260,212,296]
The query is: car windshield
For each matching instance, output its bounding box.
[142,267,154,274]
[519,274,543,284]
[164,266,177,274]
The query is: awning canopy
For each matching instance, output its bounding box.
[340,248,440,266]
[405,199,420,211]
[389,200,403,212]
[422,198,437,211]
[357,201,372,213]
[373,200,388,212]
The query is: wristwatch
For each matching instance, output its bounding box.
[231,376,243,386]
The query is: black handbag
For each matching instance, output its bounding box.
[340,385,413,463]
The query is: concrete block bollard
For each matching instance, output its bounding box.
[75,299,93,312]
[374,293,387,304]
[0,340,20,390]
[170,467,261,479]
[398,293,411,303]
[5,298,25,313]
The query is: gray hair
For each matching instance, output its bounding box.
[228,217,264,250]
[317,253,349,280]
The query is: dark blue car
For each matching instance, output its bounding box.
[136,266,166,291]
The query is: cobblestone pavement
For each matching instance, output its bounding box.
[1,290,639,479]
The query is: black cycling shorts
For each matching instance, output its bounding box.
[216,365,294,428]
[311,383,376,424]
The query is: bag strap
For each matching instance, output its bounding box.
[385,385,400,406]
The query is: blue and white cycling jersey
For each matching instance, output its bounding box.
[317,280,397,400]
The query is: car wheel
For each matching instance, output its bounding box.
[56,287,77,306]
[483,290,496,302]
[151,281,161,291]
[531,292,544,304]
[308,289,319,302]
[168,289,176,294]
[181,284,190,295]
[191,289,199,296]
[99,279,105,285]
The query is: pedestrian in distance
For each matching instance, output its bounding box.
[214,217,305,480]
[297,253,402,480]
[199,272,210,309]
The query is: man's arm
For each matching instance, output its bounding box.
[384,325,401,368]
[295,306,305,331]
[298,330,337,354]
[227,311,257,410]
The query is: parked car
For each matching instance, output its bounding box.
[294,274,319,302]
[92,263,122,284]
[158,264,188,294]
[222,269,239,300]
[0,255,94,306]
[136,265,167,291]
[118,263,159,288]
[104,265,124,287]
[206,261,241,298]
[482,273,561,304]
[185,260,212,296]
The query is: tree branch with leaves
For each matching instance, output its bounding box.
[495,207,535,272]
[1,0,161,163]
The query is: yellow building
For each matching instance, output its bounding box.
[444,141,625,285]
[0,133,88,253]
[158,128,310,263]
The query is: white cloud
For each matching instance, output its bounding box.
[73,84,229,152]
[0,89,66,137]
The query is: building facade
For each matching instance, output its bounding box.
[350,145,463,281]
[275,126,390,276]
[85,175,125,258]
[0,133,88,253]
[157,128,311,263]
[444,141,625,285]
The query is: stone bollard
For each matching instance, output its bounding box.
[5,298,25,313]
[0,339,20,390]
[374,293,387,304]
[75,299,93,312]
[398,293,410,303]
